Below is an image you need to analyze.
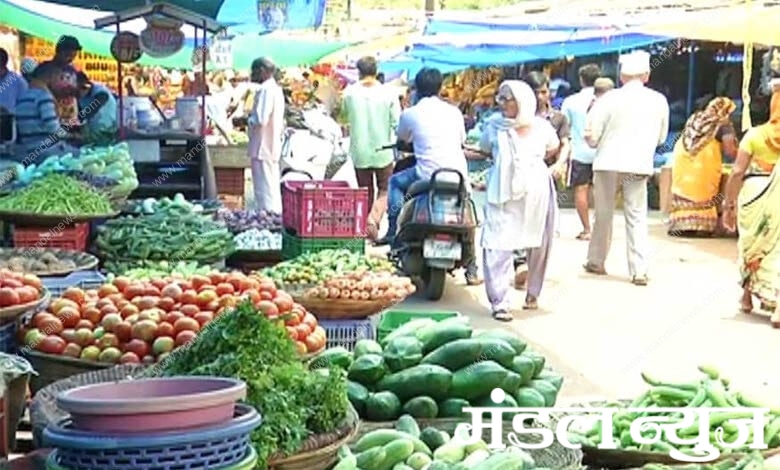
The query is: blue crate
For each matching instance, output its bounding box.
[0,320,17,354]
[320,319,375,351]
[44,403,260,470]
[43,270,107,298]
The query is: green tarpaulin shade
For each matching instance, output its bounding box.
[18,0,225,20]
[0,0,352,68]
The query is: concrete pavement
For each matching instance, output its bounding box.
[391,209,780,406]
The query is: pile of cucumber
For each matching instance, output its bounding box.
[333,414,549,470]
[310,317,562,421]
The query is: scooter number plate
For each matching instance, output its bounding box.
[423,239,462,259]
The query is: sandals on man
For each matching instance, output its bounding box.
[632,276,648,286]
[582,262,607,275]
[492,310,513,322]
[523,296,539,310]
[576,231,591,240]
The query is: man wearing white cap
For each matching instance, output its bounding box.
[583,50,670,286]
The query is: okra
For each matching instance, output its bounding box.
[651,386,696,403]
[686,387,707,408]
[704,382,731,408]
[764,415,780,445]
[698,364,721,380]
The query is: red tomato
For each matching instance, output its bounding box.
[257,279,277,296]
[305,334,322,353]
[273,295,294,314]
[293,341,307,355]
[259,290,273,301]
[157,297,176,312]
[285,326,299,340]
[285,312,301,327]
[313,326,326,338]
[193,311,213,327]
[190,275,211,290]
[215,283,235,296]
[124,339,150,358]
[175,330,197,347]
[156,322,175,338]
[256,300,279,317]
[173,317,200,334]
[164,311,185,325]
[208,272,227,285]
[303,313,318,329]
[295,323,312,339]
[3,279,23,289]
[180,304,200,317]
[21,274,42,290]
[38,335,67,354]
[123,284,145,300]
[0,287,20,307]
[180,289,199,305]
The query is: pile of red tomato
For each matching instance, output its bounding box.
[21,271,327,365]
[0,269,44,307]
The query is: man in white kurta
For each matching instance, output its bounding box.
[584,51,670,285]
[248,58,285,213]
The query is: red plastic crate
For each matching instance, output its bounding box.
[215,168,245,196]
[282,181,369,238]
[13,223,89,251]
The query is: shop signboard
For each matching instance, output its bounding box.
[211,39,233,69]
[140,17,185,58]
[110,32,142,63]
[217,0,327,33]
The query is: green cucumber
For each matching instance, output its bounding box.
[472,451,530,470]
[415,321,473,354]
[523,350,546,377]
[450,361,508,400]
[377,365,453,401]
[432,441,466,463]
[420,427,447,452]
[366,392,402,421]
[356,447,386,470]
[383,336,424,372]
[402,396,439,419]
[474,329,527,354]
[528,379,559,407]
[499,371,523,394]
[380,439,416,469]
[347,380,370,415]
[405,452,432,469]
[420,338,484,371]
[381,319,436,346]
[514,387,546,407]
[348,353,387,385]
[509,355,536,385]
[354,339,383,357]
[536,369,563,391]
[470,337,516,368]
[354,429,432,455]
[437,398,470,418]
[309,346,352,370]
[395,414,421,438]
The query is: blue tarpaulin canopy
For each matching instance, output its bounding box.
[381,17,670,76]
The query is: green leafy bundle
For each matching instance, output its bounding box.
[158,301,349,468]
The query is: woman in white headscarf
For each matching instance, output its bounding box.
[480,80,560,319]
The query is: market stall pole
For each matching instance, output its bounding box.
[94,3,218,200]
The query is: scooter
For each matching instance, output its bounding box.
[383,142,479,301]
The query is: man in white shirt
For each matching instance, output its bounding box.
[561,63,601,240]
[584,51,670,285]
[386,68,480,284]
[0,48,28,114]
[247,58,285,213]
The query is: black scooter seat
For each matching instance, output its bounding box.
[406,179,463,198]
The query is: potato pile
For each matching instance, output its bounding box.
[305,271,415,302]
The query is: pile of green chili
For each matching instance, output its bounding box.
[0,174,114,215]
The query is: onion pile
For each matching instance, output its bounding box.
[217,209,282,234]
[304,271,415,302]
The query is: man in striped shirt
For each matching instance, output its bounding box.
[14,62,71,164]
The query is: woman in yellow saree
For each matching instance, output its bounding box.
[723,87,780,325]
[669,97,737,236]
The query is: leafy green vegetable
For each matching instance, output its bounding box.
[156,301,349,468]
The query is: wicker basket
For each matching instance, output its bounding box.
[268,405,359,470]
[295,296,403,320]
[22,350,115,396]
[353,417,584,470]
[29,364,148,447]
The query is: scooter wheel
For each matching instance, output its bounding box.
[422,268,446,301]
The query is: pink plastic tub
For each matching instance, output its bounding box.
[56,377,246,433]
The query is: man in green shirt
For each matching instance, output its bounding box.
[341,56,401,241]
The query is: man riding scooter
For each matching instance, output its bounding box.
[381,67,482,286]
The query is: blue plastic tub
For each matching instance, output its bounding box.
[43,271,106,298]
[43,403,261,470]
[320,319,375,351]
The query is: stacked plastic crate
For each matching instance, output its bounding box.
[280,181,369,259]
[280,181,374,350]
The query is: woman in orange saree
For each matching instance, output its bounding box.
[723,87,780,325]
[669,97,737,236]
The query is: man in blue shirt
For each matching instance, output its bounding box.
[14,62,73,164]
[0,48,28,114]
[561,64,601,240]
